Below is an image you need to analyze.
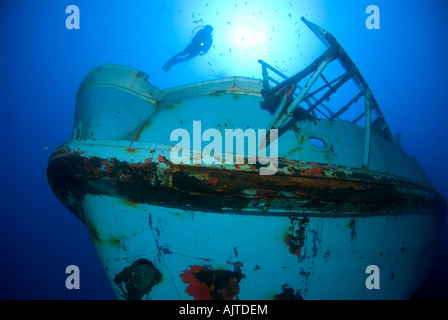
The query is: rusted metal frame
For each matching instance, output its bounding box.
[321,37,394,143]
[259,59,288,91]
[258,60,289,80]
[299,99,321,119]
[362,89,373,169]
[329,88,368,121]
[302,72,346,102]
[301,67,358,119]
[263,17,394,146]
[280,46,339,118]
[295,86,333,119]
[260,62,270,91]
[304,16,397,144]
[267,76,280,86]
[303,16,372,124]
[263,44,340,97]
[262,94,290,147]
[311,100,333,118]
[314,106,331,118]
[352,98,396,145]
[301,17,338,49]
[352,111,365,124]
[301,92,329,119]
[263,49,339,146]
[265,56,332,146]
[335,53,392,142]
[302,17,371,104]
[287,58,332,111]
[258,60,338,105]
[320,74,333,89]
[370,96,396,144]
[259,59,333,119]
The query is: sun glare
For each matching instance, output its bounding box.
[232,26,267,47]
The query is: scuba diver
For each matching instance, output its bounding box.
[162,25,214,72]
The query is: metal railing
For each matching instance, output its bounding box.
[259,18,396,169]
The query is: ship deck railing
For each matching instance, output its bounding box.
[259,17,397,169]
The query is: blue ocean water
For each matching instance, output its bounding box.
[1,0,447,299]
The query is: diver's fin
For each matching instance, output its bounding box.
[162,60,173,72]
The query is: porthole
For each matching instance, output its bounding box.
[308,137,326,148]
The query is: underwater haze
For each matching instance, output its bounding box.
[1,0,447,299]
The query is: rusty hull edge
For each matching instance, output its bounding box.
[46,149,447,223]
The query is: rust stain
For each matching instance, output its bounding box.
[125,148,137,153]
[86,219,124,247]
[124,199,138,208]
[349,218,357,242]
[302,166,325,177]
[274,284,304,300]
[285,217,309,258]
[133,119,152,142]
[227,261,244,268]
[158,154,170,164]
[86,220,101,243]
[180,265,244,300]
[54,146,85,157]
[207,177,219,185]
[47,147,448,221]
[248,188,279,200]
[166,103,180,110]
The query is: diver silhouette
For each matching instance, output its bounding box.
[162,25,214,72]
